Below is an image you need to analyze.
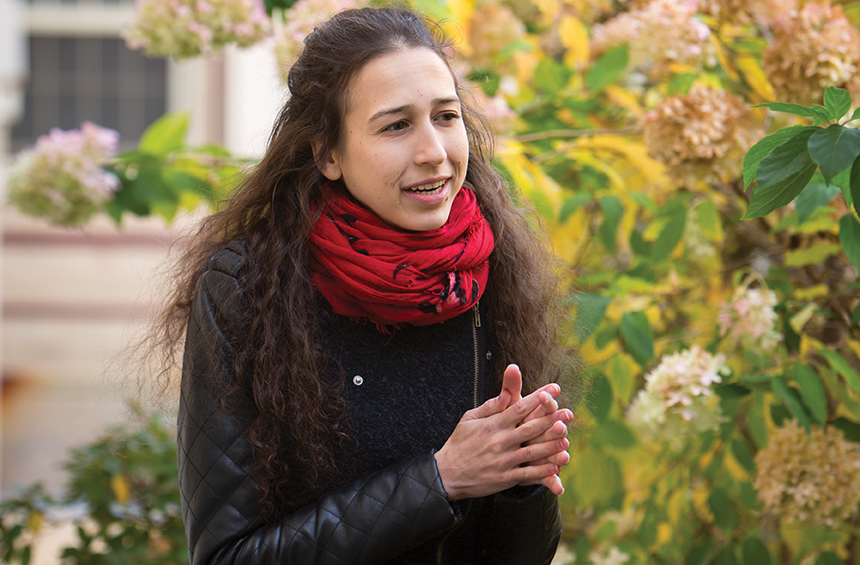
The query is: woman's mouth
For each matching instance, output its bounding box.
[407,180,446,195]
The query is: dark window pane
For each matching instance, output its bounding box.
[10,36,167,152]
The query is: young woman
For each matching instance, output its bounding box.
[170,7,575,564]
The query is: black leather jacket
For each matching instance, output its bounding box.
[177,243,563,564]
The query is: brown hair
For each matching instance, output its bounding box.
[155,6,573,514]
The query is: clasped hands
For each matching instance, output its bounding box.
[434,364,573,501]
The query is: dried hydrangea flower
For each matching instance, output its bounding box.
[626,345,727,448]
[762,1,860,105]
[641,86,761,188]
[7,122,120,227]
[754,421,860,527]
[590,0,713,78]
[272,0,363,84]
[717,286,782,354]
[697,0,798,25]
[466,1,526,70]
[125,0,270,58]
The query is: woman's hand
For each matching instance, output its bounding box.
[496,364,573,495]
[434,365,572,500]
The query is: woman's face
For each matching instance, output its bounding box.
[319,47,469,232]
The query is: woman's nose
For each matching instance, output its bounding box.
[413,122,447,166]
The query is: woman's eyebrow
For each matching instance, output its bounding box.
[368,97,461,123]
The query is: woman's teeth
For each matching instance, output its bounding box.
[409,180,445,194]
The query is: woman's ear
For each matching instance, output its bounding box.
[313,143,342,181]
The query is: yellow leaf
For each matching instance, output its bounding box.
[795,284,829,301]
[27,510,43,532]
[724,449,749,481]
[710,36,739,82]
[111,474,131,504]
[559,16,590,69]
[736,52,775,102]
[655,522,672,548]
[848,339,860,360]
[604,85,644,117]
[790,303,818,334]
[785,243,842,267]
[532,0,560,23]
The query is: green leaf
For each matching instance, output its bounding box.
[697,200,724,242]
[795,176,841,223]
[808,124,860,184]
[574,293,611,341]
[755,102,832,124]
[630,229,652,257]
[667,73,696,96]
[588,374,613,423]
[833,417,860,443]
[569,446,623,507]
[730,439,755,473]
[744,129,818,219]
[714,384,751,400]
[849,155,860,213]
[138,113,188,157]
[840,214,860,273]
[598,196,623,253]
[587,45,628,92]
[771,377,812,431]
[708,487,738,531]
[620,312,654,366]
[793,363,828,425]
[742,538,770,565]
[817,552,844,565]
[534,57,573,95]
[651,207,686,262]
[590,419,637,449]
[559,193,590,223]
[743,126,811,189]
[820,349,860,398]
[823,86,852,121]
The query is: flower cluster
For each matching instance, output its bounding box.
[590,0,713,78]
[641,86,761,188]
[589,546,631,565]
[7,122,121,227]
[698,0,797,25]
[626,346,727,447]
[754,421,860,527]
[272,0,363,83]
[466,1,526,70]
[762,1,860,105]
[124,0,270,58]
[717,285,782,354]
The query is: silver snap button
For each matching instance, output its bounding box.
[486,351,493,360]
[353,375,364,386]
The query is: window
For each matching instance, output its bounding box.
[10,36,167,152]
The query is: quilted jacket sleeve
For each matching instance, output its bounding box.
[177,247,461,565]
[480,485,562,565]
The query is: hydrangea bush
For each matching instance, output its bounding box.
[7,122,120,226]
[6,0,860,563]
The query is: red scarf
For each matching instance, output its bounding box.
[309,185,494,331]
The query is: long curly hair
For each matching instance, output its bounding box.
[154,6,572,514]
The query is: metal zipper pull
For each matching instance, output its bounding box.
[473,302,481,328]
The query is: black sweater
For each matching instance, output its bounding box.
[177,242,562,564]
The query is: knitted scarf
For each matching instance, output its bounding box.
[309,185,494,331]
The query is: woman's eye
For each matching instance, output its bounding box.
[384,120,409,132]
[438,112,460,123]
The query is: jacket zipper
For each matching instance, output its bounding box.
[437,302,482,565]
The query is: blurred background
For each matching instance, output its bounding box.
[1,0,285,495]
